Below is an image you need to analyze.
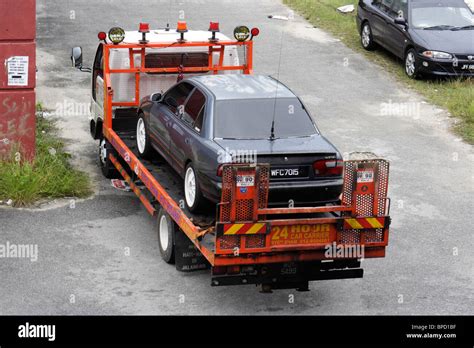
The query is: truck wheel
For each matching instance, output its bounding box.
[99,138,119,179]
[184,163,205,213]
[157,209,175,264]
[136,115,152,159]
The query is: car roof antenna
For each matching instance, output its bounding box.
[269,15,287,141]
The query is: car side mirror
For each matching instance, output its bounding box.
[151,93,162,102]
[71,47,83,68]
[394,17,408,27]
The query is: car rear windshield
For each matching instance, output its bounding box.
[411,0,474,29]
[214,98,318,139]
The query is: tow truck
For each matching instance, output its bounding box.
[71,21,391,292]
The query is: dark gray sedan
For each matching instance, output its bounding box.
[137,74,343,212]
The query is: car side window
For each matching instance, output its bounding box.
[391,0,408,19]
[182,88,206,134]
[380,0,398,17]
[163,82,194,114]
[92,45,103,101]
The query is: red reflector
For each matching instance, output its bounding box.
[98,32,107,41]
[139,22,150,33]
[209,21,220,32]
[251,27,260,37]
[313,159,343,177]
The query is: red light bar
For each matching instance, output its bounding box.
[208,21,220,32]
[139,22,150,33]
[251,27,260,38]
[98,31,107,41]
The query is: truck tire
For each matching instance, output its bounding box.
[136,114,152,159]
[157,209,175,264]
[99,138,119,179]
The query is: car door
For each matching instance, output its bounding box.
[370,0,391,44]
[385,0,409,58]
[169,86,207,174]
[149,82,194,167]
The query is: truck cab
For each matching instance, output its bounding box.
[83,29,240,140]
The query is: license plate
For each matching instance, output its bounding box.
[271,167,307,178]
[236,174,254,187]
[357,170,374,183]
[461,64,474,70]
[270,224,334,246]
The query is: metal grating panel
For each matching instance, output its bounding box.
[245,234,265,249]
[219,235,240,250]
[356,194,374,217]
[235,199,254,221]
[338,230,361,244]
[364,228,384,243]
[219,166,234,221]
[258,166,270,209]
[342,159,389,217]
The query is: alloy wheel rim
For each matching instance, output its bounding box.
[137,119,146,153]
[159,215,169,251]
[406,52,416,76]
[100,139,107,165]
[184,167,196,207]
[362,25,371,47]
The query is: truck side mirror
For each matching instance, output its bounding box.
[71,47,83,68]
[151,93,162,102]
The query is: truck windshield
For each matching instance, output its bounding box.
[214,98,318,139]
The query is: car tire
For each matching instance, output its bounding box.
[136,114,153,159]
[99,137,119,179]
[157,209,175,264]
[361,22,376,51]
[405,48,420,79]
[184,163,205,213]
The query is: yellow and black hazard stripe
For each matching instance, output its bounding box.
[218,223,268,236]
[343,217,386,230]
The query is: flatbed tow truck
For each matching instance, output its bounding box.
[73,22,391,292]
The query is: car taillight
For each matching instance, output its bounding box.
[313,159,343,177]
[217,164,224,177]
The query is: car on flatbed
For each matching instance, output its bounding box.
[137,74,344,212]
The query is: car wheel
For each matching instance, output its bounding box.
[405,49,419,79]
[99,137,119,179]
[361,22,376,50]
[184,163,205,213]
[157,209,175,264]
[136,114,152,159]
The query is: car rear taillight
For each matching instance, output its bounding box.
[313,159,343,177]
[217,164,224,177]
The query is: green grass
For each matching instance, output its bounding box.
[0,113,92,207]
[284,0,474,143]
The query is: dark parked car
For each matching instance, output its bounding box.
[137,74,343,212]
[357,0,474,78]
